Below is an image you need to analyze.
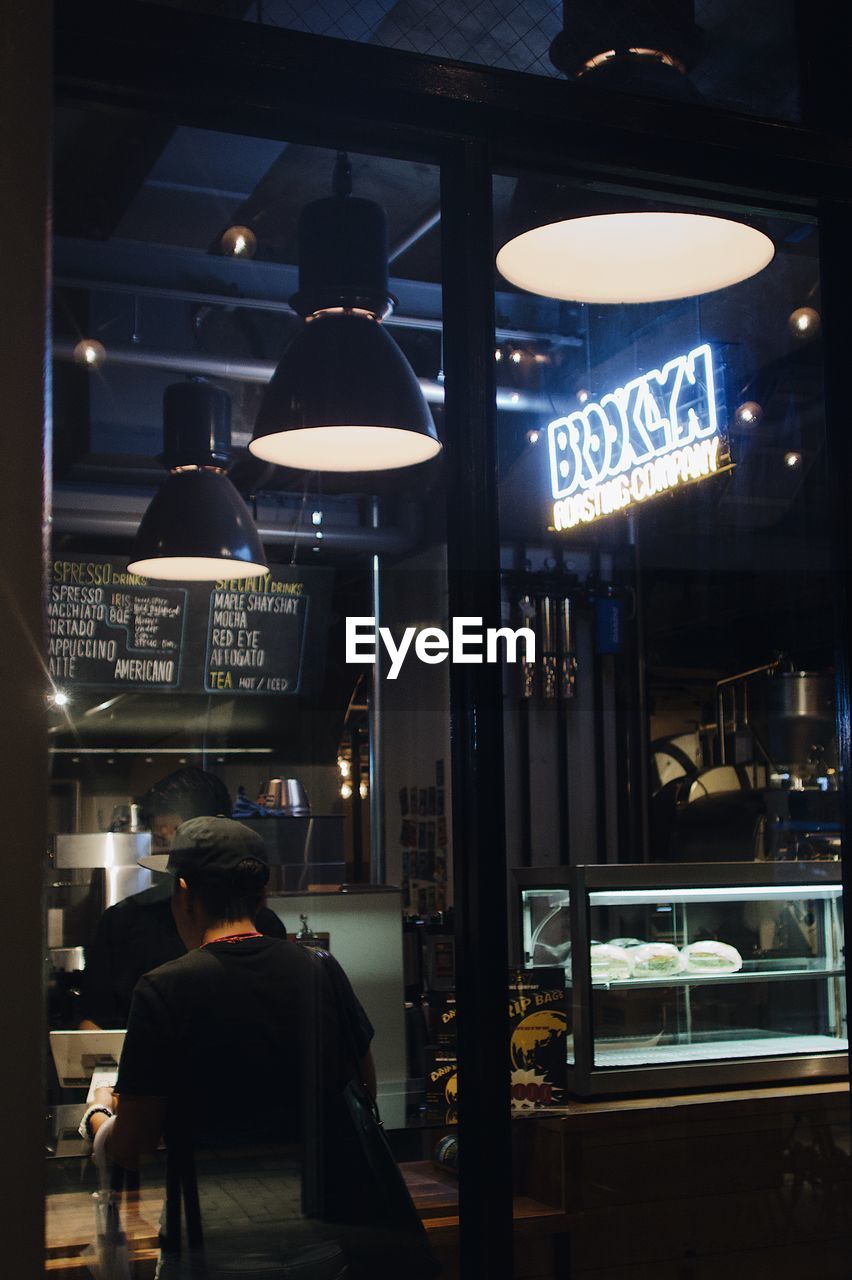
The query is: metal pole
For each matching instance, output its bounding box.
[816,199,852,1110]
[368,497,385,885]
[388,205,441,264]
[52,340,551,413]
[441,139,514,1280]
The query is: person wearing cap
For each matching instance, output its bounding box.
[78,768,287,1029]
[81,817,377,1275]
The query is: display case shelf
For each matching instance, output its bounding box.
[585,964,846,991]
[594,1033,848,1068]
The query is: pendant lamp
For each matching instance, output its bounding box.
[128,381,269,581]
[250,154,441,473]
[496,209,775,305]
[497,1,774,305]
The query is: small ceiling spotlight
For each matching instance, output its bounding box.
[576,387,590,405]
[735,401,763,428]
[788,306,820,339]
[494,348,503,362]
[340,781,353,800]
[527,429,541,445]
[338,758,351,778]
[359,780,369,800]
[73,338,106,369]
[784,451,802,469]
[220,225,257,259]
[50,690,70,707]
[510,349,523,364]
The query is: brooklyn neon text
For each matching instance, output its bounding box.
[547,343,726,530]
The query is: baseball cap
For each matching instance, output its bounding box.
[139,815,269,876]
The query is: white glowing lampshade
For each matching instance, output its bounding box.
[251,311,441,472]
[128,469,268,582]
[496,212,775,304]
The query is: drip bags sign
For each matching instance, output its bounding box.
[548,344,730,531]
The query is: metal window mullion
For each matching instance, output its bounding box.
[816,199,852,1110]
[441,138,514,1280]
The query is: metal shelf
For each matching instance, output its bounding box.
[592,1034,848,1068]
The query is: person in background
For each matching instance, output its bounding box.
[79,767,287,1029]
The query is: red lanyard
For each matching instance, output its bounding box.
[200,931,263,947]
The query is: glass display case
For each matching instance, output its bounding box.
[516,863,847,1096]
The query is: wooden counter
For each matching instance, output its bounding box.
[515,1081,852,1280]
[45,1082,852,1280]
[45,1158,572,1279]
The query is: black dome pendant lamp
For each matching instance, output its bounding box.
[250,153,441,473]
[496,0,774,306]
[128,381,269,581]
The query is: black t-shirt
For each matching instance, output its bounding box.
[116,937,374,1147]
[80,882,287,1028]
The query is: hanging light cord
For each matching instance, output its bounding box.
[333,151,352,198]
[290,482,310,566]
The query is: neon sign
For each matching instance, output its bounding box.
[548,343,728,531]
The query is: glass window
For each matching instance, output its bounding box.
[138,0,802,122]
[47,109,459,1278]
[494,167,844,1269]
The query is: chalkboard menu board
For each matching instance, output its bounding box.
[47,557,332,696]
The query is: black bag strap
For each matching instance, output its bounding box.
[312,949,378,1118]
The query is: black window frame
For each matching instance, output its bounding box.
[53,7,852,1278]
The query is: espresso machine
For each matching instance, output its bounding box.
[46,832,152,1027]
[653,664,839,863]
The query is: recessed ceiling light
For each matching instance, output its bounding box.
[221,225,257,258]
[735,401,763,428]
[788,306,820,339]
[73,338,106,368]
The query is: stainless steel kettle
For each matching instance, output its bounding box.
[264,778,310,815]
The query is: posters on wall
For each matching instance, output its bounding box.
[424,968,568,1123]
[399,756,448,914]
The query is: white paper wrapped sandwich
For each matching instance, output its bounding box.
[681,940,743,974]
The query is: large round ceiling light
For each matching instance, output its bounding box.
[496,212,775,304]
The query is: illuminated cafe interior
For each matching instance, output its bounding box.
[34,6,851,1279]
